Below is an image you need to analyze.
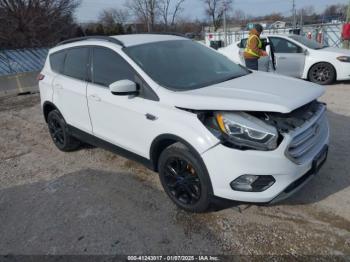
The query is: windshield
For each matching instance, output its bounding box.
[289,35,327,50]
[124,40,249,91]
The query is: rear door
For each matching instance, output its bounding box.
[268,36,306,78]
[52,47,92,133]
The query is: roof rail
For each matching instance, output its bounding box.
[57,36,125,47]
[143,32,188,38]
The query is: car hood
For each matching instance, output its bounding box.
[318,47,350,56]
[168,72,325,113]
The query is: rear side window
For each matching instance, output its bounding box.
[50,51,66,73]
[63,48,89,81]
[92,47,134,87]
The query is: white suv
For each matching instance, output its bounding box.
[39,34,329,212]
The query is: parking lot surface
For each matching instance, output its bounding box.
[0,82,350,255]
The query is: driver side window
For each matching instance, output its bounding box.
[92,47,134,87]
[269,37,302,54]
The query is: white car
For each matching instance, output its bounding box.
[39,34,329,212]
[219,34,350,85]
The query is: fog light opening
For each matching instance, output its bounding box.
[230,175,275,192]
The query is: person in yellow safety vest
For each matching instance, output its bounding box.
[244,24,268,70]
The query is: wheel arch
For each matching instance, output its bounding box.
[150,133,214,196]
[150,134,204,172]
[43,101,61,123]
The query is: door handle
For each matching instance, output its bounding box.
[89,94,101,102]
[146,113,157,121]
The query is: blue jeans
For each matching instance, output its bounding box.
[245,58,258,70]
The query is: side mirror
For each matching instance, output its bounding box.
[303,49,309,55]
[109,80,139,96]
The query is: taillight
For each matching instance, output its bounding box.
[37,73,45,81]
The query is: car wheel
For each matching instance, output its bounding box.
[158,143,212,213]
[47,110,81,152]
[308,62,336,85]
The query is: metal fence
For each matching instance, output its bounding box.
[0,48,48,77]
[205,23,344,48]
[0,48,48,97]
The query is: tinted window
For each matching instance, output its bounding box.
[63,48,89,81]
[50,51,66,73]
[239,38,267,50]
[92,47,134,87]
[289,35,327,50]
[124,40,249,91]
[239,39,247,48]
[270,37,302,53]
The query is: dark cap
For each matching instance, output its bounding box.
[254,24,264,33]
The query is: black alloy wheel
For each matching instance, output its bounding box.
[309,62,336,85]
[163,157,201,206]
[158,143,212,212]
[48,116,65,148]
[47,110,81,152]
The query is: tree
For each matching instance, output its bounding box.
[126,0,158,32]
[0,0,81,48]
[99,8,129,35]
[323,4,347,21]
[99,8,130,27]
[158,0,186,30]
[203,0,232,32]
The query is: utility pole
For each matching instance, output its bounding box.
[223,0,229,47]
[292,0,297,28]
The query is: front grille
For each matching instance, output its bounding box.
[287,105,329,164]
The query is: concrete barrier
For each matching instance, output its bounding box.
[0,72,39,98]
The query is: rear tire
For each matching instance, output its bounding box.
[308,62,336,85]
[47,110,81,152]
[158,143,212,213]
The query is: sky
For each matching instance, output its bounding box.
[76,0,349,23]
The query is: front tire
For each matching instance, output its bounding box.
[158,143,212,213]
[47,110,81,152]
[308,62,336,85]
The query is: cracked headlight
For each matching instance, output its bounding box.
[215,112,278,151]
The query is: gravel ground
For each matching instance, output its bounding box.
[0,82,350,256]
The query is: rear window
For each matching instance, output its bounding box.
[50,51,66,73]
[63,48,89,81]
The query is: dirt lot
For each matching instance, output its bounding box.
[0,82,350,256]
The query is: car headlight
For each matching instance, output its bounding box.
[337,56,350,63]
[215,112,278,151]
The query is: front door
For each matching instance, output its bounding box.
[269,37,306,78]
[87,46,159,158]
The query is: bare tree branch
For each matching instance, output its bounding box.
[125,0,158,32]
[158,0,185,29]
[203,0,232,31]
[0,0,81,48]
